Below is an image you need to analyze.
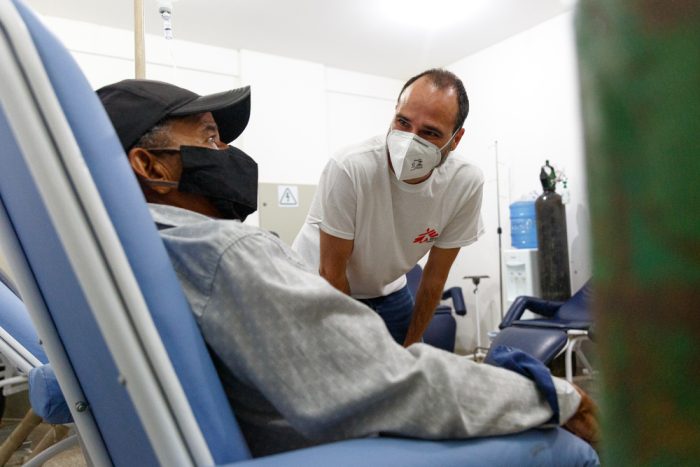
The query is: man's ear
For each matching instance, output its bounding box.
[128,148,173,194]
[128,147,153,178]
[451,127,466,150]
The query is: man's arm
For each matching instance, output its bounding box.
[319,229,354,295]
[197,231,587,443]
[403,246,460,346]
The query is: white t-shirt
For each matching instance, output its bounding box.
[293,135,484,299]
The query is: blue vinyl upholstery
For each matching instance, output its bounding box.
[485,327,567,366]
[230,428,599,467]
[0,278,72,426]
[487,282,593,367]
[29,364,72,424]
[0,36,161,467]
[500,282,592,331]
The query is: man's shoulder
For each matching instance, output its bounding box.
[332,135,386,169]
[148,204,269,254]
[440,156,485,185]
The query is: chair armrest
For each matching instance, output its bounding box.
[500,296,565,329]
[28,364,72,424]
[441,287,466,316]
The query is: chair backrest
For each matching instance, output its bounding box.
[0,0,248,464]
[556,280,592,323]
[406,264,422,300]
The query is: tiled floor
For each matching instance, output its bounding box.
[0,419,86,466]
[41,445,86,467]
[0,418,50,466]
[0,390,86,467]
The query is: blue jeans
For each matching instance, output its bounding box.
[359,285,414,344]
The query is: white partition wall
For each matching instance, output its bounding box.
[238,50,327,186]
[325,67,402,154]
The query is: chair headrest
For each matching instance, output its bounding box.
[558,281,592,319]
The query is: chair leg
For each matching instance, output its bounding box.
[576,348,594,376]
[21,433,80,467]
[27,424,70,460]
[0,408,42,465]
[565,341,575,382]
[565,334,591,382]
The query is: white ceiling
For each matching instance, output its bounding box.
[25,0,572,79]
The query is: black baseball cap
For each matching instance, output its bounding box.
[97,79,251,151]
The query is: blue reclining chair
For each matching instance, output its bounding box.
[486,282,594,382]
[0,272,76,465]
[0,269,40,401]
[0,1,599,465]
[0,269,46,412]
[406,265,466,352]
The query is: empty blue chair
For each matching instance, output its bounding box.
[406,265,466,352]
[488,282,594,381]
[0,272,75,465]
[0,271,46,423]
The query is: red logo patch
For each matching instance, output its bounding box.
[413,228,439,244]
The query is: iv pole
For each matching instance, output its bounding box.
[134,0,146,78]
[494,140,505,319]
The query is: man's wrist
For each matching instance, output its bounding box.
[553,377,582,425]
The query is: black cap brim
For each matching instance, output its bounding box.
[171,86,251,143]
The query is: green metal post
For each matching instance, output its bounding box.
[576,0,700,464]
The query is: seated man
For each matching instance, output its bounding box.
[97,79,598,457]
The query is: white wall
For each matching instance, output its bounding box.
[446,12,591,353]
[42,17,241,94]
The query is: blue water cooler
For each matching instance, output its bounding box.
[503,201,540,310]
[509,200,538,249]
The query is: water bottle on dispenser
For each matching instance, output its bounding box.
[509,200,538,249]
[505,199,540,308]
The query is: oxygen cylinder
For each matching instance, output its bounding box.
[535,160,571,301]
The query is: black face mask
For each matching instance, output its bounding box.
[145,145,258,221]
[177,145,258,221]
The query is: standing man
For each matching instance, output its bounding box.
[293,69,483,346]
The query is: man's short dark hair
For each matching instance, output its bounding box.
[132,119,174,150]
[398,69,469,133]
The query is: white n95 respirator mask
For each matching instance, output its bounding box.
[386,129,456,181]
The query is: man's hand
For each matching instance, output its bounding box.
[564,385,600,448]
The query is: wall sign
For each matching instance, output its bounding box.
[278,185,299,208]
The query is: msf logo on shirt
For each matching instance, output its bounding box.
[413,228,439,244]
